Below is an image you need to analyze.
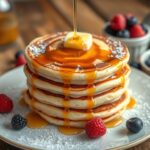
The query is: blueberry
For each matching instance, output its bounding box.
[141,24,148,33]
[145,56,150,67]
[130,62,141,69]
[116,29,130,38]
[126,117,143,133]
[15,50,23,59]
[105,25,117,36]
[11,114,27,130]
[127,16,138,27]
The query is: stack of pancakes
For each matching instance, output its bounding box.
[24,32,130,128]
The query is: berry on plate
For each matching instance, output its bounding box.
[16,55,27,67]
[15,50,23,59]
[130,24,145,38]
[85,118,106,138]
[11,114,27,130]
[126,117,143,133]
[0,94,13,113]
[116,29,130,38]
[110,14,126,31]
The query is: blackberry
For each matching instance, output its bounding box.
[11,114,27,130]
[127,16,138,27]
[105,25,117,36]
[15,50,23,59]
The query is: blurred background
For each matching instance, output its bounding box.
[0,0,150,74]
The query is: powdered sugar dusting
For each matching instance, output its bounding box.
[29,40,47,57]
[106,37,126,59]
[124,91,150,128]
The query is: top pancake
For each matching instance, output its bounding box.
[25,32,130,85]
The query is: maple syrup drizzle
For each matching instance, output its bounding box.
[86,72,96,119]
[26,112,48,128]
[115,63,125,87]
[127,97,136,109]
[73,0,77,37]
[58,126,83,135]
[105,117,123,128]
[60,72,73,127]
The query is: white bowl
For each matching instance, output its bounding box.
[102,23,150,63]
[140,50,150,75]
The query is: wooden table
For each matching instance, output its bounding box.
[0,0,150,149]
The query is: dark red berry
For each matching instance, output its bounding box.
[0,94,13,113]
[130,24,145,38]
[110,14,126,31]
[85,118,106,139]
[16,55,27,67]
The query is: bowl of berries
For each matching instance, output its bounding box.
[103,14,150,63]
[140,50,150,75]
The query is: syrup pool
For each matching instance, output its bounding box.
[105,117,124,128]
[127,97,136,109]
[26,112,49,128]
[58,126,83,135]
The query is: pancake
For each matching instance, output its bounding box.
[27,84,128,109]
[36,108,125,128]
[24,32,130,128]
[25,32,130,85]
[24,65,130,98]
[24,90,129,121]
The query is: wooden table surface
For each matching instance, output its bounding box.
[0,0,150,149]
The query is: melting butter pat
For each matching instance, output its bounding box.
[64,32,93,50]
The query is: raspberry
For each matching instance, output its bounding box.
[16,55,27,67]
[11,114,27,130]
[85,118,106,138]
[110,14,126,31]
[0,94,13,113]
[130,24,145,38]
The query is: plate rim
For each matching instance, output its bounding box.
[0,132,150,150]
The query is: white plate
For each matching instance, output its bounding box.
[0,67,150,150]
